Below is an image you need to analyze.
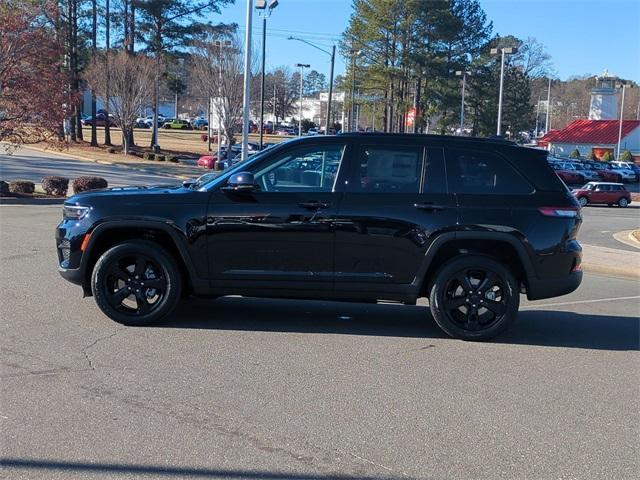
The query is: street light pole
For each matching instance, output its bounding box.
[545,77,552,134]
[616,82,628,159]
[456,70,470,135]
[490,46,517,136]
[287,37,336,135]
[256,1,278,150]
[295,63,310,137]
[350,53,357,132]
[241,0,254,162]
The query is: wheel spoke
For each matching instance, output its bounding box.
[108,264,130,282]
[135,291,150,315]
[455,272,472,293]
[134,257,146,277]
[111,286,130,305]
[483,298,505,316]
[465,307,479,331]
[142,277,165,290]
[478,272,497,293]
[448,297,467,309]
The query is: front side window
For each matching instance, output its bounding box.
[446,148,534,195]
[350,145,423,193]
[253,144,345,192]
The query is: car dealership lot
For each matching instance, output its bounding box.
[1,204,639,479]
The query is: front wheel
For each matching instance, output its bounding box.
[618,197,629,208]
[578,196,588,207]
[428,256,519,341]
[91,240,182,326]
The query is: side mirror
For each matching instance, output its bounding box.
[223,171,258,193]
[182,179,195,188]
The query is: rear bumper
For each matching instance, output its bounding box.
[526,270,583,301]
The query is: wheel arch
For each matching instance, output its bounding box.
[415,232,536,297]
[81,221,198,296]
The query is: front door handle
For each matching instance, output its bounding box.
[414,203,446,212]
[299,201,330,210]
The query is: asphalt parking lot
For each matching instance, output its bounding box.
[1,204,639,479]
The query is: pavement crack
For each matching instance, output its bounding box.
[81,329,122,370]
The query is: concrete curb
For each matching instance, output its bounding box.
[612,230,640,250]
[581,243,640,279]
[23,145,193,180]
[0,197,65,205]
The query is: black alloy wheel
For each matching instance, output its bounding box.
[91,240,181,326]
[429,256,519,341]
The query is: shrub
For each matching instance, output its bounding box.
[601,151,614,162]
[72,176,108,193]
[154,154,165,161]
[9,180,35,194]
[42,176,69,196]
[166,155,179,163]
[0,181,10,196]
[620,150,634,162]
[586,151,596,160]
[200,133,208,142]
[569,148,580,159]
[106,147,116,154]
[143,152,153,161]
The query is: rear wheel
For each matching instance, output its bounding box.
[91,240,181,326]
[429,256,519,341]
[578,196,588,207]
[618,197,629,208]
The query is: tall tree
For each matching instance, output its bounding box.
[90,0,98,146]
[135,0,232,149]
[0,1,70,144]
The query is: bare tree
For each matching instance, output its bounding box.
[515,37,553,79]
[191,34,247,153]
[85,50,154,154]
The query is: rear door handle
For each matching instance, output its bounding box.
[299,201,330,210]
[414,203,446,212]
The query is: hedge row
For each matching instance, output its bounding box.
[142,152,179,163]
[0,176,109,197]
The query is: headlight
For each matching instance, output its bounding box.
[63,205,90,220]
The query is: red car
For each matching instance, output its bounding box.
[572,182,631,208]
[197,155,217,169]
[551,163,584,184]
[584,161,623,182]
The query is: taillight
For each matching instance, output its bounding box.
[538,206,580,218]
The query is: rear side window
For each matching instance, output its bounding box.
[445,148,534,195]
[352,145,423,193]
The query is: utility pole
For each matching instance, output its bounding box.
[534,94,541,138]
[241,0,254,161]
[490,46,517,136]
[256,1,279,149]
[296,63,310,136]
[545,77,552,134]
[456,71,470,136]
[616,82,629,159]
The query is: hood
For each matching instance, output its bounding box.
[64,183,198,207]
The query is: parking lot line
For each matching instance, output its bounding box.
[522,295,640,310]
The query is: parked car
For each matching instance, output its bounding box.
[197,154,218,169]
[610,162,639,182]
[572,182,631,208]
[560,162,599,181]
[56,134,583,341]
[81,113,116,127]
[163,119,192,130]
[583,161,623,182]
[550,163,585,185]
[133,119,150,129]
[307,128,319,136]
[192,118,208,130]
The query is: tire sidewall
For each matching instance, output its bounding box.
[429,255,520,341]
[618,198,628,208]
[91,240,181,326]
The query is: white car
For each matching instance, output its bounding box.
[307,128,318,136]
[609,163,637,182]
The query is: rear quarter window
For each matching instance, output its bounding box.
[445,148,534,195]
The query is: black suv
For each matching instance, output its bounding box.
[56,134,583,340]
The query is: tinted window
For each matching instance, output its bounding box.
[351,145,423,193]
[253,144,345,192]
[446,148,534,194]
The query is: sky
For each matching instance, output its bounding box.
[208,0,640,82]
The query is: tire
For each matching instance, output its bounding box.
[578,196,588,207]
[618,197,629,208]
[428,255,520,341]
[91,240,182,326]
